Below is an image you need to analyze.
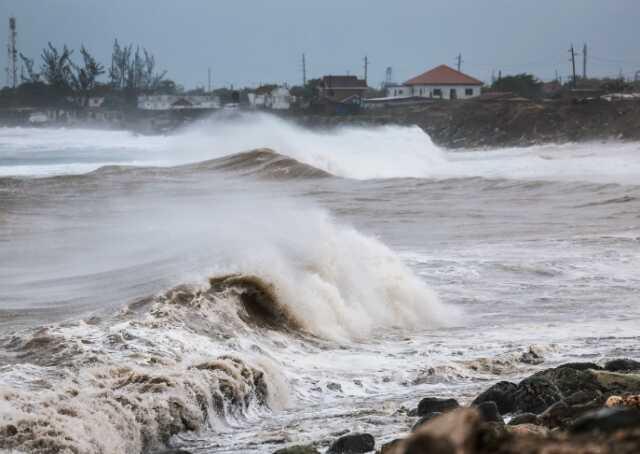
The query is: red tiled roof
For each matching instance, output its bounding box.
[404,65,483,86]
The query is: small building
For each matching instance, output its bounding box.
[248,85,293,110]
[386,65,483,100]
[137,95,221,111]
[317,75,368,103]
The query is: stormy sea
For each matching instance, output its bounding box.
[1,113,639,453]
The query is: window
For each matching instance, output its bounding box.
[419,88,423,95]
[433,88,442,98]
[465,88,474,96]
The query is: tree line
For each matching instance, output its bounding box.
[3,40,174,108]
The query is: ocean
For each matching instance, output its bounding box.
[1,113,639,453]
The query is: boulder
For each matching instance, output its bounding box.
[512,376,562,414]
[416,397,459,416]
[591,370,640,393]
[379,439,402,454]
[555,362,602,371]
[506,423,549,437]
[569,407,640,434]
[508,413,540,425]
[327,433,375,454]
[475,401,504,424]
[401,408,482,454]
[471,381,517,414]
[273,446,320,454]
[534,366,603,396]
[606,394,640,409]
[604,358,640,372]
[411,412,441,432]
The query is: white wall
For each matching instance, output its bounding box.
[386,85,481,100]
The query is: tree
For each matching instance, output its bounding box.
[72,46,105,105]
[491,73,543,99]
[40,42,75,92]
[109,39,167,93]
[19,53,40,83]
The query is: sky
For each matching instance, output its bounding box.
[1,0,639,89]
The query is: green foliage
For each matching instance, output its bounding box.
[491,73,543,98]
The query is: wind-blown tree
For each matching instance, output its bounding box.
[19,53,40,83]
[109,39,167,93]
[40,42,75,92]
[72,46,105,106]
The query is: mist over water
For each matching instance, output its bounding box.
[1,114,639,453]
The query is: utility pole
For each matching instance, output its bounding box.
[302,53,307,86]
[6,17,17,88]
[569,44,577,88]
[456,53,462,72]
[208,68,212,92]
[582,43,587,80]
[363,55,369,84]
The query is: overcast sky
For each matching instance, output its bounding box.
[1,0,639,89]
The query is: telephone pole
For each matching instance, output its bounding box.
[302,53,307,86]
[363,55,369,84]
[6,17,17,89]
[582,43,587,79]
[456,53,462,71]
[569,44,577,88]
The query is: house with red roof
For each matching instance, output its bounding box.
[386,65,483,100]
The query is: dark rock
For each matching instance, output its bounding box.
[513,376,562,414]
[508,413,540,425]
[416,397,459,416]
[555,362,602,371]
[534,366,603,396]
[273,446,320,454]
[411,412,441,432]
[379,439,402,454]
[471,381,517,414]
[327,382,343,392]
[475,401,504,424]
[564,389,602,406]
[327,433,375,453]
[605,358,640,372]
[569,407,640,434]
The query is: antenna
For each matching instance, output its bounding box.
[384,66,393,87]
[6,17,17,88]
[456,53,462,72]
[582,43,587,79]
[208,67,212,92]
[569,44,577,88]
[363,55,369,84]
[302,53,307,85]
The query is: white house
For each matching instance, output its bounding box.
[137,95,221,110]
[248,86,293,110]
[386,65,483,100]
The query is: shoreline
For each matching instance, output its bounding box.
[270,358,640,454]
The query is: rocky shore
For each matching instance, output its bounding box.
[289,98,640,149]
[273,358,640,454]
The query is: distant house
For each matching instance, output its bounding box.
[248,85,293,110]
[137,95,221,110]
[317,75,368,103]
[386,65,483,100]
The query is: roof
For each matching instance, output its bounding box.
[321,75,368,89]
[404,65,483,86]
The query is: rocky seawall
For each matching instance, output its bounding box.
[272,358,640,454]
[289,98,640,149]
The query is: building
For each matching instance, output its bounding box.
[248,85,293,110]
[317,75,368,103]
[386,65,483,100]
[137,95,221,111]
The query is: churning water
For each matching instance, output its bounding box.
[0,114,639,453]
